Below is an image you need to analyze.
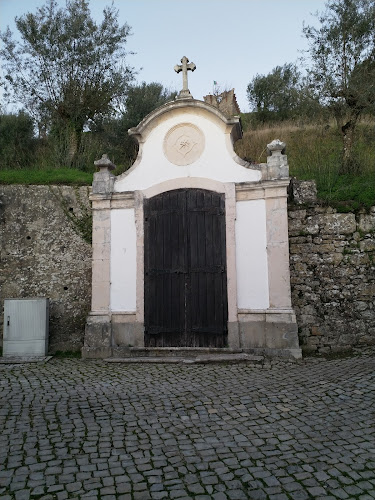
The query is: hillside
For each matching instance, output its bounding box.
[1,117,374,211]
[235,117,375,211]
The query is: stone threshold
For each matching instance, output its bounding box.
[126,347,244,357]
[105,352,264,365]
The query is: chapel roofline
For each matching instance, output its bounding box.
[128,98,243,144]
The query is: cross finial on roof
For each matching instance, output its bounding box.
[174,56,196,99]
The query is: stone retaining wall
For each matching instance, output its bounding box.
[0,185,92,352]
[288,180,375,354]
[0,183,374,354]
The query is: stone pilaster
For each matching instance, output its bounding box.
[265,186,292,309]
[82,155,115,359]
[264,142,300,357]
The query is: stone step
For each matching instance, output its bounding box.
[105,352,264,365]
[129,347,244,358]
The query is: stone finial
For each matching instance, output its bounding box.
[264,139,289,180]
[174,56,196,99]
[92,154,115,195]
[94,154,116,171]
[267,139,286,156]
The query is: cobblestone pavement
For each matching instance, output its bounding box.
[1,355,375,500]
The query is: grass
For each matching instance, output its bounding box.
[1,117,374,211]
[235,117,375,211]
[318,175,375,212]
[0,168,93,185]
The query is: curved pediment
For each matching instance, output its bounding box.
[128,98,242,143]
[114,98,261,193]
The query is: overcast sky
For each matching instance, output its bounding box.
[0,0,327,112]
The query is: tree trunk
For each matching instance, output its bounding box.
[67,125,83,167]
[341,124,355,174]
[338,110,360,175]
[333,105,344,134]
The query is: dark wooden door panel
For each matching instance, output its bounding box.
[144,189,227,347]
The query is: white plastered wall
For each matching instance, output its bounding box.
[235,200,269,309]
[110,105,264,316]
[110,195,270,314]
[110,208,137,312]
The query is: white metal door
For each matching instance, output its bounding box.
[3,298,49,356]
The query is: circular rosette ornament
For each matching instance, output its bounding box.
[164,123,205,166]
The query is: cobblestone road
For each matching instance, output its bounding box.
[0,356,374,500]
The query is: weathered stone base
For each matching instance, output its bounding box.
[82,310,301,359]
[82,346,112,358]
[82,314,145,359]
[237,309,301,359]
[81,314,112,358]
[228,321,241,349]
[112,315,144,348]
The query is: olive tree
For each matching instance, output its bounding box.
[0,0,134,166]
[247,63,303,122]
[122,82,176,126]
[90,82,176,170]
[303,0,375,173]
[0,111,36,168]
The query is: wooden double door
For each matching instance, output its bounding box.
[144,189,228,347]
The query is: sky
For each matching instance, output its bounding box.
[0,0,327,113]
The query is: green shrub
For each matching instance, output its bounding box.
[0,112,36,169]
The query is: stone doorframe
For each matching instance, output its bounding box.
[134,177,238,348]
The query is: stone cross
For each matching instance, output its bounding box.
[174,56,196,99]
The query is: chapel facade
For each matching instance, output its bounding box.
[82,58,301,359]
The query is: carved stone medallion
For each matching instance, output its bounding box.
[163,123,204,166]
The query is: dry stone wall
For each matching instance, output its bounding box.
[0,183,374,355]
[289,180,375,354]
[0,185,92,352]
